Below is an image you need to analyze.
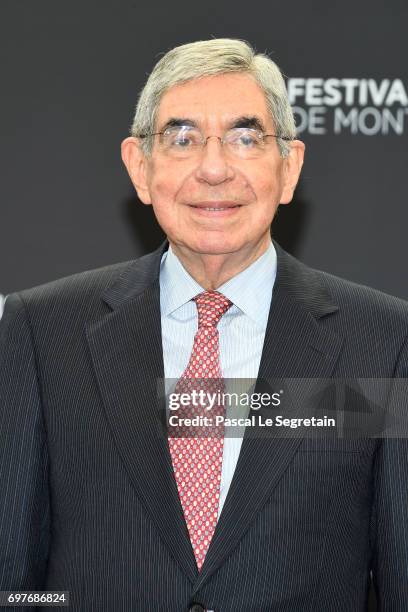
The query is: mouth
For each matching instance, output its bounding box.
[188,201,243,216]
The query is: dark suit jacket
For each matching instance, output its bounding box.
[1,241,407,612]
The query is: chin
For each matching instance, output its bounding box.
[182,234,246,256]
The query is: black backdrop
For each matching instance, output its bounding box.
[1,0,407,300]
[1,1,407,607]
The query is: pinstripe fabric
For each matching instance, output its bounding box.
[1,240,408,611]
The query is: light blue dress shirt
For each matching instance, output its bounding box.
[159,240,277,518]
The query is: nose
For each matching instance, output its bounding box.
[194,136,233,185]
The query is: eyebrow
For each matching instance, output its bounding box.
[159,115,267,133]
[228,115,266,132]
[159,118,197,132]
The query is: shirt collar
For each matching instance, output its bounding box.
[160,246,204,316]
[160,240,277,329]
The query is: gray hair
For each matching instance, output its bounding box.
[130,39,296,158]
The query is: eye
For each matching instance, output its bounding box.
[174,135,193,147]
[163,127,201,148]
[229,128,263,148]
[239,134,257,146]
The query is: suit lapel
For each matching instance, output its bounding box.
[86,243,198,583]
[192,242,344,592]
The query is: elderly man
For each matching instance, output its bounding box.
[1,39,407,612]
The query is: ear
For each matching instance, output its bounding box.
[279,140,305,205]
[121,136,152,205]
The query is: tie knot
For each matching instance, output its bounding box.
[193,290,232,328]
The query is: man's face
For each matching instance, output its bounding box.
[123,73,304,258]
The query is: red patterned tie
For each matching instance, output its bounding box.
[168,290,232,570]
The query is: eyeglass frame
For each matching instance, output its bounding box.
[136,126,294,152]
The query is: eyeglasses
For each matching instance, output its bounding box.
[137,125,292,160]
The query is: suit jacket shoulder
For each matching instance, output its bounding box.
[12,243,165,321]
[274,243,408,339]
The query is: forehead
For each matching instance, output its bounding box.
[156,73,272,128]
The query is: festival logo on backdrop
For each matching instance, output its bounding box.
[287,78,408,136]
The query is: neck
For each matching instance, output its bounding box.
[169,234,272,290]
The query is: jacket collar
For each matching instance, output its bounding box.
[102,239,338,321]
